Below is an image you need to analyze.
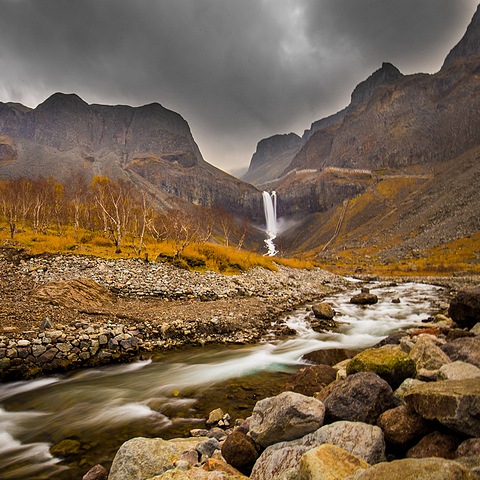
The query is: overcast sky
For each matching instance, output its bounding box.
[0,1,478,175]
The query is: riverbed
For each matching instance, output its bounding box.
[0,280,448,479]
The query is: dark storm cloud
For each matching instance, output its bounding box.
[0,0,478,172]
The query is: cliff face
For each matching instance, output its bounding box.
[0,93,263,220]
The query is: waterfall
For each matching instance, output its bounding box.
[262,191,278,256]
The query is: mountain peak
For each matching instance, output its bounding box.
[350,62,403,105]
[443,4,480,69]
[37,92,90,112]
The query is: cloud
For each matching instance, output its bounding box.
[0,0,478,172]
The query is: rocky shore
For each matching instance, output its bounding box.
[101,286,480,480]
[0,246,350,380]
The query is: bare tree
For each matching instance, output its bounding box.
[64,172,89,240]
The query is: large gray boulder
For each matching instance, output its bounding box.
[409,335,451,373]
[108,437,207,480]
[441,337,480,368]
[438,361,480,381]
[250,421,385,480]
[323,372,394,424]
[347,457,477,479]
[249,391,325,448]
[405,378,480,437]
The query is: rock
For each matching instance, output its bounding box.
[40,316,53,329]
[346,347,416,389]
[441,337,480,368]
[302,421,386,464]
[405,378,480,436]
[249,391,325,448]
[437,360,480,381]
[312,303,335,320]
[448,288,480,330]
[207,428,227,441]
[393,378,426,406]
[471,323,480,335]
[206,408,224,426]
[31,278,117,313]
[377,405,433,445]
[82,464,108,480]
[203,458,243,476]
[108,436,207,480]
[250,421,385,480]
[456,438,480,457]
[221,431,259,472]
[284,364,337,396]
[301,349,357,366]
[409,335,452,372]
[277,468,301,480]
[349,457,477,479]
[299,444,369,480]
[180,450,199,466]
[49,438,81,458]
[349,292,378,305]
[406,431,460,459]
[196,438,220,459]
[373,332,408,348]
[445,329,475,342]
[323,372,394,424]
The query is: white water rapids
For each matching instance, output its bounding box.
[0,281,447,479]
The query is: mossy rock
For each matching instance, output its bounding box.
[49,438,82,458]
[346,348,416,389]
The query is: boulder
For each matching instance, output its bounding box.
[312,303,335,320]
[299,444,369,480]
[456,438,480,458]
[82,464,108,480]
[377,405,432,445]
[323,372,394,424]
[437,361,480,381]
[206,408,224,426]
[448,288,480,330]
[301,349,357,366]
[250,421,385,480]
[441,337,480,368]
[284,364,337,396]
[203,458,243,476]
[108,436,207,480]
[349,292,378,305]
[405,378,480,437]
[349,457,477,479]
[249,391,325,448]
[393,378,426,406]
[196,438,220,459]
[409,335,452,372]
[406,431,460,460]
[31,278,117,313]
[221,431,259,473]
[346,347,416,389]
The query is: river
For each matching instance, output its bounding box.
[0,280,448,479]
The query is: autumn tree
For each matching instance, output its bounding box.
[64,171,89,240]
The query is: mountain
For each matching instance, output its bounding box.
[254,5,480,259]
[0,93,263,220]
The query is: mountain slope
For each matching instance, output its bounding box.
[0,93,263,220]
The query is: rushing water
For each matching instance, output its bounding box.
[0,281,448,479]
[262,191,278,256]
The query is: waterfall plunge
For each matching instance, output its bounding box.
[262,191,278,256]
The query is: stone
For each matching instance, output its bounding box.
[406,431,460,460]
[38,348,58,365]
[349,292,378,305]
[277,468,301,480]
[180,450,199,466]
[377,405,432,445]
[301,349,357,366]
[299,444,369,480]
[312,303,335,320]
[108,436,208,480]
[31,278,117,313]
[405,378,480,436]
[346,347,416,389]
[437,360,480,381]
[203,458,243,476]
[40,316,53,329]
[49,438,81,458]
[32,344,46,357]
[471,323,480,335]
[206,408,224,426]
[349,457,477,479]
[207,428,227,440]
[445,329,475,342]
[373,332,408,348]
[441,337,480,368]
[249,391,325,447]
[195,438,220,458]
[409,335,452,372]
[393,378,426,406]
[456,438,480,457]
[82,464,108,480]
[221,431,259,472]
[284,364,337,396]
[323,372,394,424]
[448,288,480,330]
